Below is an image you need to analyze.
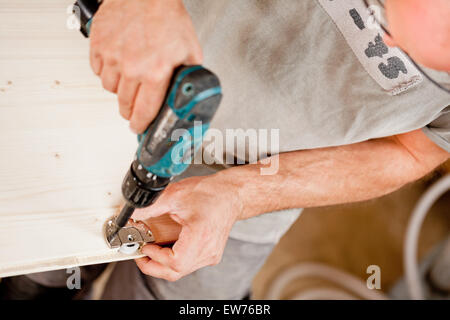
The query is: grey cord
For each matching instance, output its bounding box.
[264,174,450,300]
[264,262,388,300]
[404,174,450,300]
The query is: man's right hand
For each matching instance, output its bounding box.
[89,0,203,133]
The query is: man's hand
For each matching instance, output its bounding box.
[89,0,202,133]
[132,174,242,281]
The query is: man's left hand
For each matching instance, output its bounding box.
[132,174,242,281]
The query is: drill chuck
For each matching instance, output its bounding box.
[122,160,170,208]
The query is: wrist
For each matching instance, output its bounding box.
[210,168,260,221]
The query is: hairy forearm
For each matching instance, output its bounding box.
[215,130,449,220]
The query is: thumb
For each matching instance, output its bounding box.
[131,194,172,221]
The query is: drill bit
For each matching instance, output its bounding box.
[107,203,135,243]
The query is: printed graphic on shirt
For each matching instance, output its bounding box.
[317,0,422,95]
[349,8,365,30]
[365,34,388,58]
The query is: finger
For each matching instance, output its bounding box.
[129,76,171,134]
[141,244,174,268]
[100,66,120,93]
[142,227,200,274]
[117,78,140,120]
[135,256,149,266]
[174,222,224,268]
[135,257,181,282]
[89,50,103,76]
[170,225,203,268]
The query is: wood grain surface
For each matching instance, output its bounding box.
[0,0,169,277]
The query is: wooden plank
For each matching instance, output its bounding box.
[0,0,178,277]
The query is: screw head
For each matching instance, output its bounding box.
[182,82,194,96]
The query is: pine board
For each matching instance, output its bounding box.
[0,0,148,277]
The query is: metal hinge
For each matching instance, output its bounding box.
[104,216,155,254]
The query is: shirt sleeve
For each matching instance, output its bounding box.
[422,105,450,153]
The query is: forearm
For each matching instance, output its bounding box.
[215,130,449,220]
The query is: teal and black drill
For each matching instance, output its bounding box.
[74,0,222,243]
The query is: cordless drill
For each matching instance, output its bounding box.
[73,0,222,244]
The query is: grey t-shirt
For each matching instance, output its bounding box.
[423,106,450,152]
[183,0,450,244]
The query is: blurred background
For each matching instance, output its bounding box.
[252,160,450,299]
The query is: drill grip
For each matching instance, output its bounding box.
[136,66,222,178]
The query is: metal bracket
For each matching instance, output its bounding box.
[104,216,155,253]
